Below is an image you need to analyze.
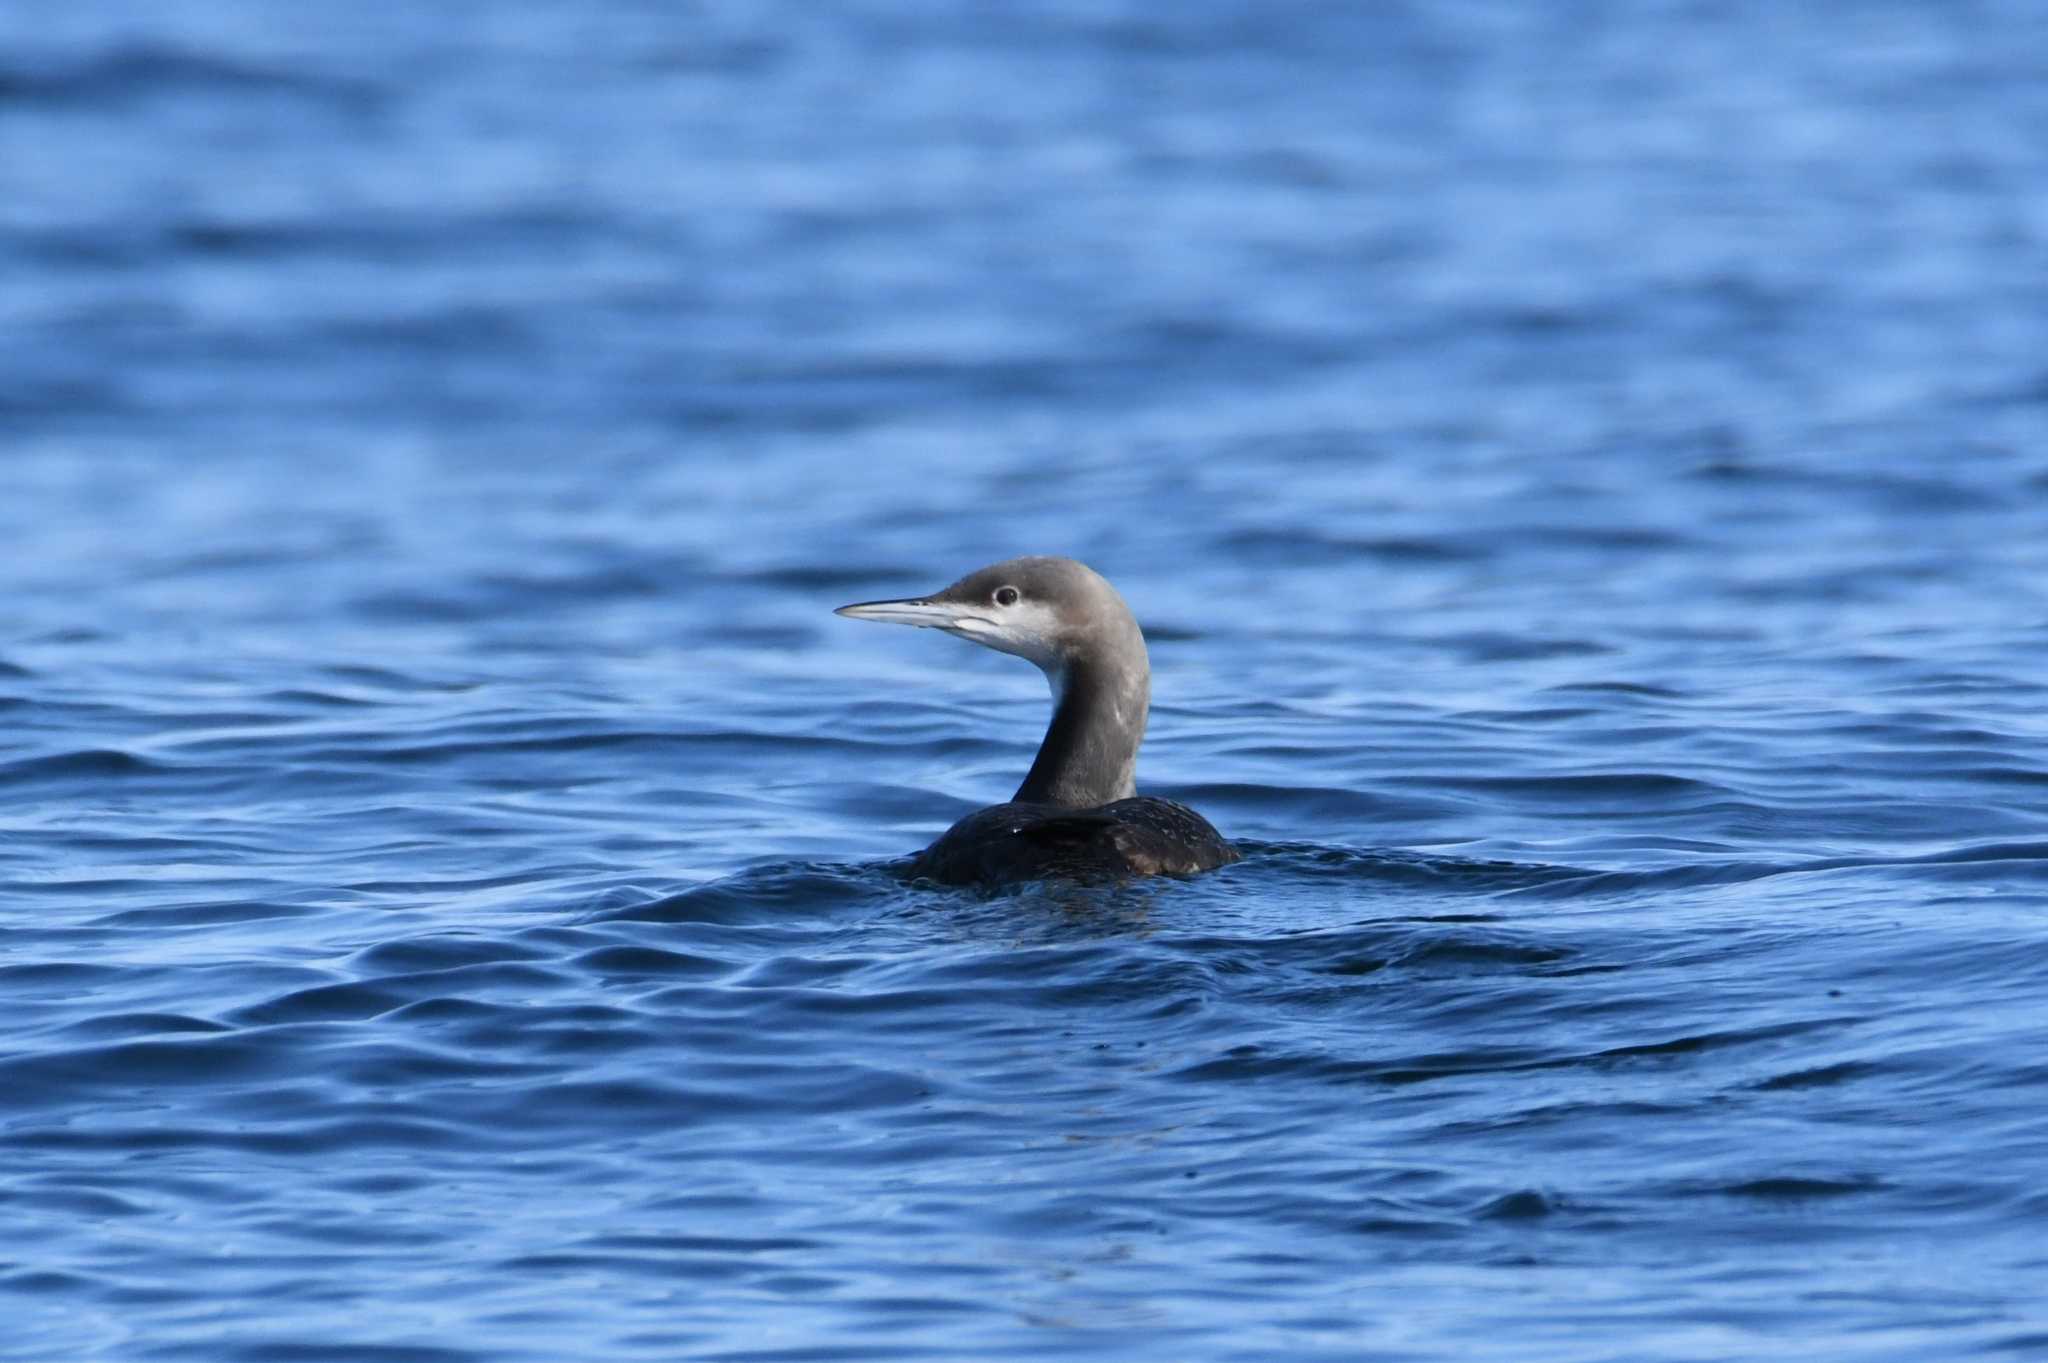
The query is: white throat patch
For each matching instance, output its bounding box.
[950,599,1065,676]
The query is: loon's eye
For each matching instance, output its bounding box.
[993,585,1020,607]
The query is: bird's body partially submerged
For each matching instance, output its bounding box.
[910,796,1236,885]
[836,556,1238,886]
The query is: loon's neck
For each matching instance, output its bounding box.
[1012,653,1149,809]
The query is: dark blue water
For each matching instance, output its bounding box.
[7,3,2048,1359]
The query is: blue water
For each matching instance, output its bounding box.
[6,3,2048,1359]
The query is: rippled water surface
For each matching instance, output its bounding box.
[6,3,2048,1360]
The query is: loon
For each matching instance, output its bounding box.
[836,556,1239,885]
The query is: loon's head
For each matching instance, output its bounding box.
[835,555,1146,687]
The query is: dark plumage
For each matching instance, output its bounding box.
[911,797,1238,885]
[837,556,1239,886]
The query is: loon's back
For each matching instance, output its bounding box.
[910,796,1239,886]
